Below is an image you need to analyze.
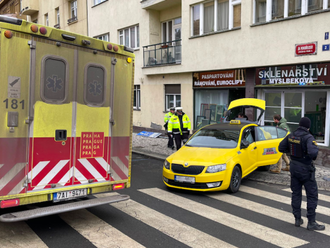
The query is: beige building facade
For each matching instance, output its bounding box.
[20,0,88,35]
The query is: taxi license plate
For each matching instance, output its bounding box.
[175,175,195,184]
[53,189,87,202]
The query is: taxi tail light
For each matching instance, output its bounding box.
[1,198,20,208]
[113,183,125,191]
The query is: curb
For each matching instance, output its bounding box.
[132,149,330,192]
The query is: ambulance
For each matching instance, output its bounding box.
[0,15,134,222]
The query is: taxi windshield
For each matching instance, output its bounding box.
[186,129,240,148]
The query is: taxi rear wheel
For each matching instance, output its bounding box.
[228,166,241,193]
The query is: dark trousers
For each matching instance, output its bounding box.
[173,133,189,150]
[290,161,318,222]
[167,130,174,148]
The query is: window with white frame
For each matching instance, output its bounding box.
[56,8,60,25]
[45,14,49,26]
[133,85,141,109]
[95,33,109,42]
[71,0,77,18]
[191,0,241,36]
[254,0,329,23]
[165,85,181,111]
[119,25,139,49]
[263,90,328,145]
[94,0,107,5]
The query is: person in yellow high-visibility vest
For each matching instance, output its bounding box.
[168,107,191,150]
[164,107,175,149]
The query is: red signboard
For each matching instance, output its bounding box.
[80,132,104,158]
[295,42,317,56]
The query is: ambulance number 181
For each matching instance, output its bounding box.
[3,99,25,109]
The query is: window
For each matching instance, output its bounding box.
[191,0,241,36]
[71,0,77,18]
[119,25,139,49]
[263,90,328,144]
[45,13,49,26]
[255,0,266,23]
[41,57,68,103]
[84,65,106,106]
[56,8,60,25]
[255,0,328,23]
[94,0,106,5]
[134,85,141,109]
[95,33,109,42]
[165,85,181,111]
[272,0,285,19]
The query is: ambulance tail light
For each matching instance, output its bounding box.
[1,199,20,208]
[113,183,125,191]
[0,15,22,25]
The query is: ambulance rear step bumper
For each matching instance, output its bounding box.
[0,194,129,222]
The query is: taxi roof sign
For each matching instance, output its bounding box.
[230,120,241,125]
[228,98,265,111]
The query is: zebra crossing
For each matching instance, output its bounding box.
[1,184,329,248]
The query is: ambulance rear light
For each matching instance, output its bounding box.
[107,44,113,50]
[62,34,76,41]
[0,199,20,208]
[124,46,134,53]
[113,183,125,190]
[30,24,38,33]
[4,30,13,39]
[40,27,47,35]
[0,15,22,25]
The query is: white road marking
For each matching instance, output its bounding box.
[60,209,144,248]
[139,188,308,248]
[282,187,330,202]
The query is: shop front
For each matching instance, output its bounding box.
[255,62,330,147]
[192,69,246,130]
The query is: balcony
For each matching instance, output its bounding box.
[20,0,39,15]
[67,16,78,24]
[54,23,60,29]
[143,40,181,67]
[141,0,181,10]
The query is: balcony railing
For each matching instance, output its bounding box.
[143,39,181,67]
[54,23,60,29]
[67,16,78,24]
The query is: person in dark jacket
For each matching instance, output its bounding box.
[278,117,325,231]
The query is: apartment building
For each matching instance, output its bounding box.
[0,0,26,19]
[3,0,330,156]
[88,0,330,148]
[20,0,87,35]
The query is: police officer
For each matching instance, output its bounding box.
[279,117,325,231]
[164,107,175,149]
[167,107,191,150]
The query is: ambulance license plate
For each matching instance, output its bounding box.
[175,175,195,184]
[53,189,87,202]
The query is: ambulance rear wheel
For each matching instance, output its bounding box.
[227,166,241,193]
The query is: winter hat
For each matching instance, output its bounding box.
[299,117,311,129]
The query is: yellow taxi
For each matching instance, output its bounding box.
[162,98,289,193]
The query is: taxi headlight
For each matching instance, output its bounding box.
[164,160,170,169]
[206,164,226,173]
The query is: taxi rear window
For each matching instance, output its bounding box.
[186,129,240,148]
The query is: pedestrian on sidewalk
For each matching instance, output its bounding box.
[278,117,325,231]
[270,114,291,173]
[167,107,191,150]
[164,107,175,149]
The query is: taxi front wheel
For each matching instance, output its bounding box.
[227,166,242,193]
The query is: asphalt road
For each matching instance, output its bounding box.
[1,153,330,248]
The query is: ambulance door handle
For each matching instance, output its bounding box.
[55,130,67,141]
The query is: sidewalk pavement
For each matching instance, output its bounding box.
[132,133,330,192]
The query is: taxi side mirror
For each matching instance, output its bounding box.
[241,139,250,149]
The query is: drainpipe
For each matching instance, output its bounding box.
[86,0,89,37]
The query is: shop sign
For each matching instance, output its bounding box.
[255,63,330,87]
[295,42,317,56]
[193,69,245,88]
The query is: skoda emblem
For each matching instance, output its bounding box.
[184,162,188,167]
